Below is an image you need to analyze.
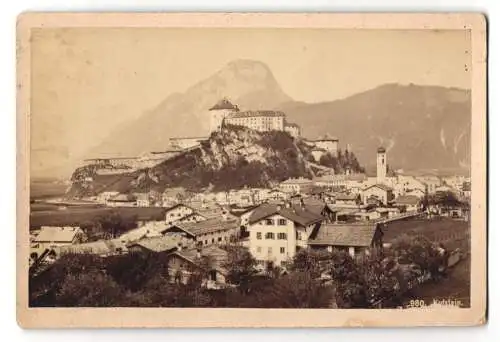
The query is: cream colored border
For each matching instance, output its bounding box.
[16,12,487,328]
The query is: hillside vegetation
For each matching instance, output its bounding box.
[69,126,364,196]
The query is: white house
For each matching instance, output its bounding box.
[308,223,383,258]
[279,177,314,194]
[164,203,196,225]
[107,193,137,207]
[135,193,151,207]
[96,191,120,204]
[33,226,86,251]
[162,217,240,247]
[362,184,394,205]
[247,203,324,268]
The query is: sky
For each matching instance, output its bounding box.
[30,28,471,178]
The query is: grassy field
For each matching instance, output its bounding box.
[30,182,68,200]
[29,206,167,229]
[383,217,471,308]
[383,218,470,250]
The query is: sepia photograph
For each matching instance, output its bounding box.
[17,13,487,328]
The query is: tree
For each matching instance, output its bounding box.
[29,253,106,307]
[55,270,125,307]
[95,211,137,239]
[106,251,169,292]
[329,249,370,308]
[290,249,332,279]
[252,272,333,308]
[391,235,444,280]
[222,245,258,290]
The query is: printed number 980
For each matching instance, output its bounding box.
[409,300,426,307]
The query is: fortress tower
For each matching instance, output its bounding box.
[377,146,387,183]
[208,98,239,133]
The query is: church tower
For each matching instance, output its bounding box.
[377,147,387,183]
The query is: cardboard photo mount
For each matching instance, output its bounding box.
[16,12,487,328]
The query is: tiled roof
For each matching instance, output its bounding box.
[174,218,239,237]
[308,224,378,247]
[281,178,313,185]
[336,193,358,201]
[58,238,128,255]
[34,226,82,243]
[364,184,393,192]
[174,245,229,274]
[285,122,300,128]
[209,98,239,111]
[228,110,285,119]
[377,147,386,153]
[248,203,324,226]
[395,195,421,205]
[300,198,326,216]
[128,235,181,253]
[109,193,136,202]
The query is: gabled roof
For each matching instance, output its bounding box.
[336,193,358,201]
[395,195,421,205]
[165,202,193,211]
[128,235,181,253]
[300,198,327,216]
[248,203,324,226]
[34,226,83,243]
[363,183,393,192]
[170,218,239,237]
[209,98,239,111]
[58,238,128,255]
[172,245,229,274]
[109,193,136,202]
[308,224,379,247]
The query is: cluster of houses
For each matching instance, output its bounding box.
[32,144,470,288]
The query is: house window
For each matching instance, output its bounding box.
[278,219,287,226]
[256,232,262,240]
[257,246,262,253]
[204,240,208,245]
[265,232,275,240]
[218,237,222,242]
[297,232,302,240]
[267,247,272,254]
[266,219,274,225]
[280,247,285,254]
[277,232,287,240]
[212,238,215,243]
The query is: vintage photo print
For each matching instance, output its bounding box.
[17,13,487,328]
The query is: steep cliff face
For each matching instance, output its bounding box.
[69,126,365,196]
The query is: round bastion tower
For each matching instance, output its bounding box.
[208,98,240,133]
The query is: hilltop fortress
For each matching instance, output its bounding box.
[82,98,340,173]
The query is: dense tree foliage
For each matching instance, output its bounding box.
[318,150,365,174]
[30,236,447,308]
